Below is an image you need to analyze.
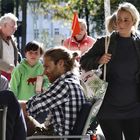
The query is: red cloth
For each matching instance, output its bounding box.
[1,71,11,81]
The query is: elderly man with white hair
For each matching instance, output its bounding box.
[63,18,96,56]
[0,13,18,82]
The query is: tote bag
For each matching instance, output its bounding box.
[80,36,110,102]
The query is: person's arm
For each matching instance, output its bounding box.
[9,66,21,97]
[19,100,42,136]
[80,37,105,71]
[0,59,14,73]
[26,82,69,118]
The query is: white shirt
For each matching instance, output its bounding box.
[2,40,14,65]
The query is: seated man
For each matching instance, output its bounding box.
[26,47,86,135]
[0,90,27,140]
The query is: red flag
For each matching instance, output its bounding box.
[71,12,80,37]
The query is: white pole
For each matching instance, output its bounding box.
[104,0,111,35]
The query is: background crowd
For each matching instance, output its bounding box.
[0,2,140,140]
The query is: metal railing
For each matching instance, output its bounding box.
[27,135,90,140]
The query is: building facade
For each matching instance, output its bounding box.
[26,2,71,49]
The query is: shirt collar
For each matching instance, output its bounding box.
[53,71,78,84]
[71,35,88,43]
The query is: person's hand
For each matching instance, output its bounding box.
[7,64,14,73]
[98,53,112,64]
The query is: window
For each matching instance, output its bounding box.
[34,29,39,39]
[54,28,59,35]
[46,28,49,35]
[44,14,48,19]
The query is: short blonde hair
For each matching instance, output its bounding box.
[116,2,140,31]
[0,13,18,26]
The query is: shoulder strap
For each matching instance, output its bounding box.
[103,36,110,81]
[105,36,110,53]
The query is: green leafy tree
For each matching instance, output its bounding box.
[11,0,140,46]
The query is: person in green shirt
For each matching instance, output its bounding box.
[10,40,50,100]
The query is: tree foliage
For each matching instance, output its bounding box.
[25,0,140,36]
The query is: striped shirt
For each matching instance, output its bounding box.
[26,71,86,135]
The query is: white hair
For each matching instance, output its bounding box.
[0,13,18,26]
[78,18,87,29]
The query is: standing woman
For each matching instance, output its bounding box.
[80,2,140,140]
